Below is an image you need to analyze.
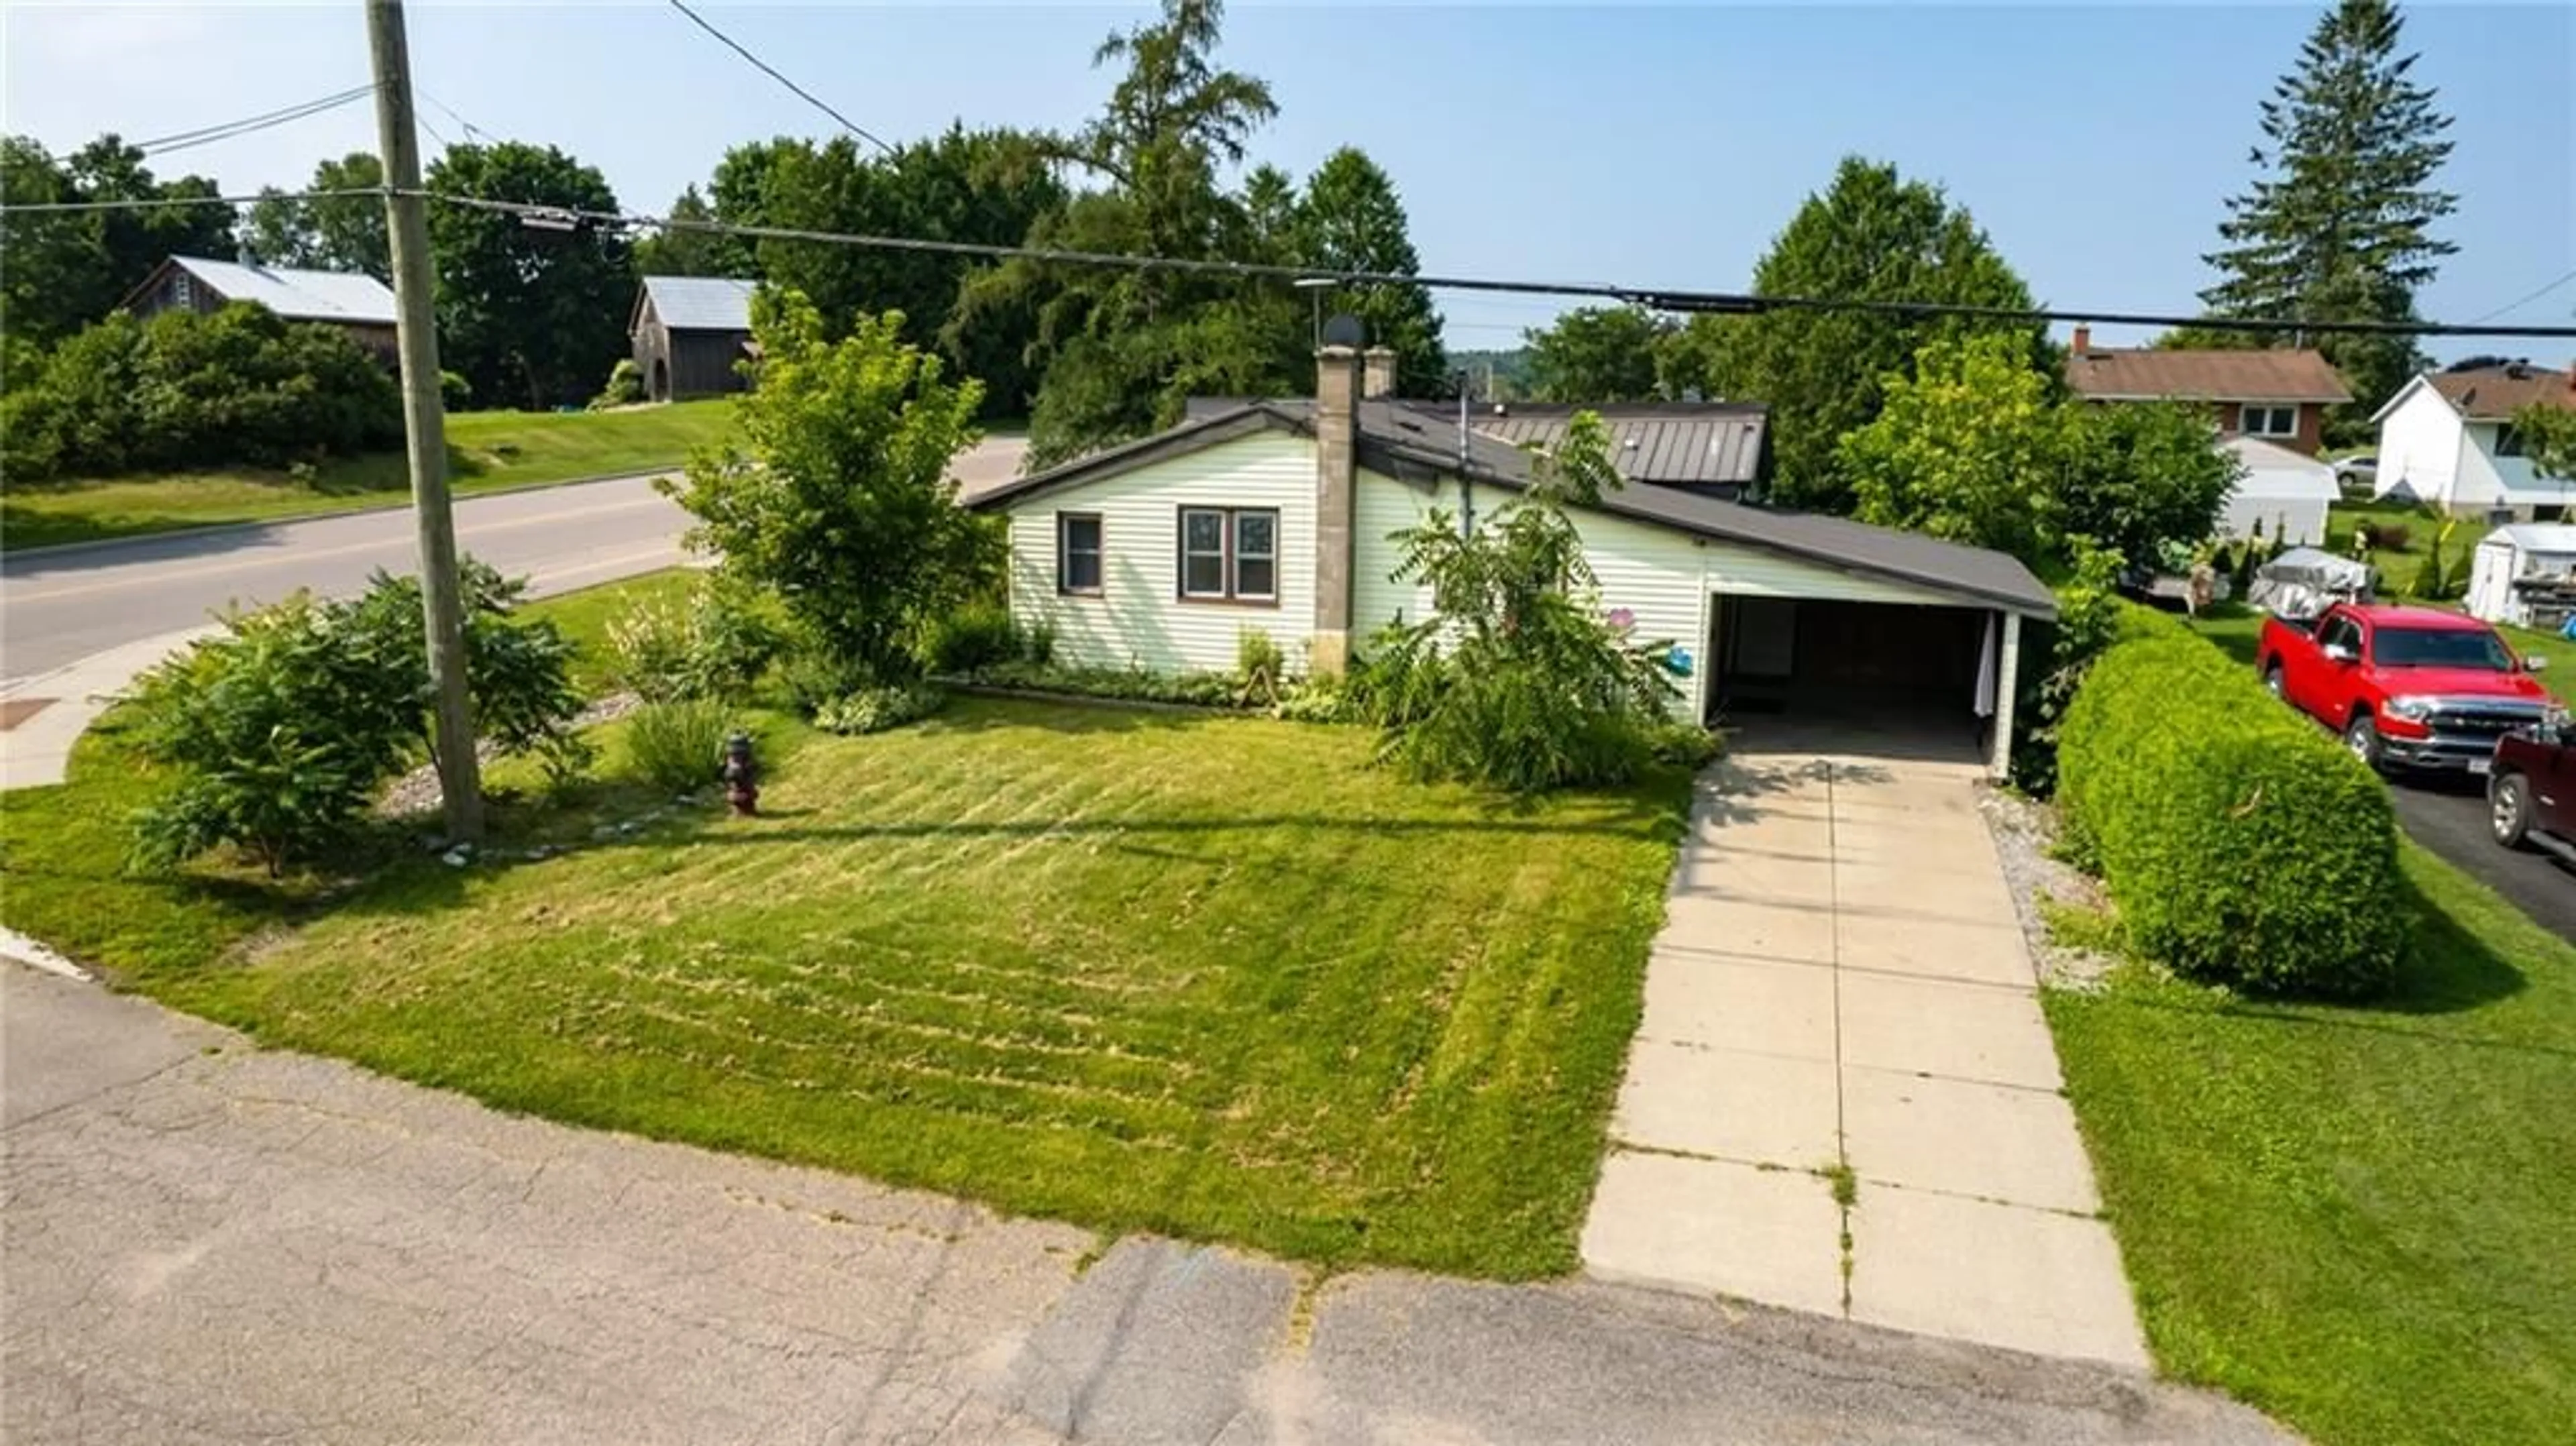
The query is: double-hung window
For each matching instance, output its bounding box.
[1057,512,1103,595]
[2238,404,2298,439]
[1177,506,1279,604]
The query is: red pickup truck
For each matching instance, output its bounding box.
[2257,602,2558,773]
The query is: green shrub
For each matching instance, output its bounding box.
[2057,623,2408,996]
[592,358,645,410]
[3,304,400,482]
[623,700,732,792]
[2359,520,2414,553]
[812,683,947,736]
[1236,627,1287,704]
[918,600,1025,676]
[439,370,474,412]
[123,560,585,871]
[606,577,784,702]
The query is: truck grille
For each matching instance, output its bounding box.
[2426,705,2547,740]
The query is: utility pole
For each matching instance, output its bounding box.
[366,0,482,842]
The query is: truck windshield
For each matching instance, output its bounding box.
[2372,627,2514,671]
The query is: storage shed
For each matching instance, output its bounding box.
[2467,523,2576,630]
[629,276,757,401]
[2217,436,2339,546]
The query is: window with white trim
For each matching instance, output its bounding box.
[1057,512,1102,594]
[2237,404,2298,438]
[1176,506,1279,604]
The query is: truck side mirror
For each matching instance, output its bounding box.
[2323,642,2358,665]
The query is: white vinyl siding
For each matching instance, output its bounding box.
[2373,381,2465,508]
[1004,433,1316,675]
[1701,541,1961,608]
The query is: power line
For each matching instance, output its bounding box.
[418,191,2576,341]
[2463,268,2576,327]
[135,85,376,156]
[419,91,492,146]
[663,0,894,155]
[7,184,2575,341]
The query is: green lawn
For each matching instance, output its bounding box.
[0,635,1689,1277]
[0,400,735,552]
[2048,616,2576,1445]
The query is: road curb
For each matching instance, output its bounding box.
[2,467,683,564]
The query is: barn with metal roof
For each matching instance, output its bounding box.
[629,276,759,402]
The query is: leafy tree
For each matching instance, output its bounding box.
[2200,0,2457,429]
[1670,156,2044,513]
[631,184,757,278]
[2055,401,2242,571]
[661,292,998,682]
[1290,148,1446,395]
[1841,331,2061,561]
[2514,402,2576,483]
[242,152,388,278]
[1842,332,2238,569]
[959,0,1293,465]
[1362,412,1693,791]
[425,142,633,410]
[1453,347,1534,402]
[1,134,234,345]
[1523,306,1670,402]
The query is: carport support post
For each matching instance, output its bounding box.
[368,0,482,842]
[1989,612,2021,780]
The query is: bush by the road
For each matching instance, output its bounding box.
[2058,620,2408,996]
[2,302,401,483]
[125,560,584,873]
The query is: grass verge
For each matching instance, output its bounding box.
[1,401,734,552]
[1,628,1688,1278]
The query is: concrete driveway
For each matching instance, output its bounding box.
[0,964,2286,1445]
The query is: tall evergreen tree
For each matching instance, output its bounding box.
[631,185,756,279]
[1293,148,1446,396]
[2200,0,2457,428]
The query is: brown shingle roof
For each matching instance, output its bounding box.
[2429,365,2576,420]
[2063,347,2351,404]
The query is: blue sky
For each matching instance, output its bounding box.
[7,3,2571,366]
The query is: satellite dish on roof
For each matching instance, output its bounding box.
[1320,313,1367,349]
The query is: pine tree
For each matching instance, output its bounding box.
[2200,0,2457,431]
[1293,148,1446,396]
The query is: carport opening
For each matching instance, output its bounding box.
[1709,595,1996,755]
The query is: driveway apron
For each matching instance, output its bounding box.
[1581,744,2149,1369]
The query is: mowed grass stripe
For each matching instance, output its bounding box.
[138,698,1690,1276]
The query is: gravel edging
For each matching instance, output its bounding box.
[1977,787,2120,991]
[376,691,645,820]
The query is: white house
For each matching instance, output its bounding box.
[2373,362,2576,519]
[965,343,2057,778]
[2216,435,2339,545]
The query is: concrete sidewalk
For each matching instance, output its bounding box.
[1582,745,2149,1368]
[1,962,2281,1444]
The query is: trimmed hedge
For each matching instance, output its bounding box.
[2058,618,2408,997]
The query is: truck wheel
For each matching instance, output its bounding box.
[2263,663,2286,700]
[2491,772,2533,849]
[2345,712,2384,771]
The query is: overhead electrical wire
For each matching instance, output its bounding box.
[8,185,2575,341]
[2463,268,2576,327]
[663,0,894,155]
[133,84,376,156]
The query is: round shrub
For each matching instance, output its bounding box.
[2058,627,2408,997]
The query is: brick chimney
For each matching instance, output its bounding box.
[1362,345,1397,399]
[1311,341,1360,676]
[2071,324,2092,355]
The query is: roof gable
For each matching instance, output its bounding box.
[638,276,757,333]
[2430,364,2576,421]
[2064,347,2351,405]
[130,256,397,325]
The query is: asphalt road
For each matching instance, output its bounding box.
[0,963,2288,1446]
[1,438,1030,686]
[2387,770,2576,939]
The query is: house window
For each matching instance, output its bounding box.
[1057,512,1103,595]
[2496,425,2527,459]
[1177,506,1279,604]
[171,274,195,309]
[2238,404,2298,439]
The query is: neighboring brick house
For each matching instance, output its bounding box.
[2061,326,2351,455]
[121,254,398,359]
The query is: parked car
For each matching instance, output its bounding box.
[2332,454,2377,493]
[2257,602,2557,772]
[2487,725,2576,863]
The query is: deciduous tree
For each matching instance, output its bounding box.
[1670,156,2044,513]
[1,134,234,345]
[631,184,755,279]
[425,142,633,410]
[1523,306,1669,403]
[1291,148,1446,395]
[243,152,388,278]
[2200,0,2457,429]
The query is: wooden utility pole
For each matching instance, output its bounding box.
[366,0,482,841]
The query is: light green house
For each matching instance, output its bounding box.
[965,347,2056,777]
